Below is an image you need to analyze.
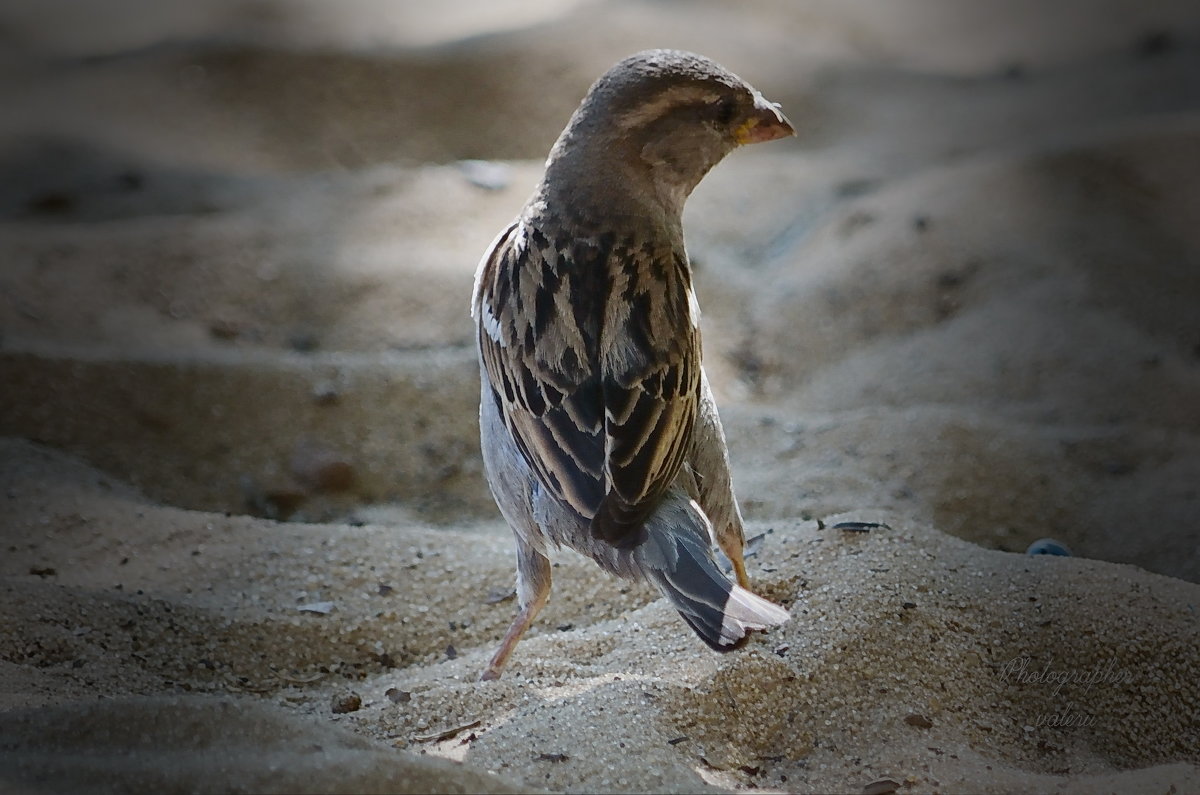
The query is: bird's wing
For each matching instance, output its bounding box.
[592,244,701,547]
[473,221,701,548]
[474,220,608,520]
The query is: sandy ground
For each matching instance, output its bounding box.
[2,1,1200,792]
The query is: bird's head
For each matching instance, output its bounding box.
[543,49,794,219]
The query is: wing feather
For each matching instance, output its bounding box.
[592,250,700,547]
[474,221,608,521]
[474,220,700,549]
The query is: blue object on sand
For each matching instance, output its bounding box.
[1026,538,1072,556]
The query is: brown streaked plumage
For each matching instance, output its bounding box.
[473,49,793,681]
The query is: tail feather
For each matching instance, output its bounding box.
[719,584,791,647]
[637,512,789,650]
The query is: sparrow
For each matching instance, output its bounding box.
[472,49,793,681]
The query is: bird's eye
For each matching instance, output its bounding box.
[710,97,737,126]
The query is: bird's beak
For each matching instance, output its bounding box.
[734,94,795,145]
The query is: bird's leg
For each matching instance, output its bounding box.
[480,539,551,681]
[720,536,751,589]
[680,463,752,588]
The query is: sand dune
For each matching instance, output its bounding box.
[3,1,1199,792]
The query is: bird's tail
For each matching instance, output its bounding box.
[633,496,790,650]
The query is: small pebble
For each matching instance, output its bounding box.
[243,477,307,520]
[904,713,933,729]
[331,692,362,714]
[290,443,356,493]
[208,319,241,341]
[311,381,341,406]
[288,330,320,352]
